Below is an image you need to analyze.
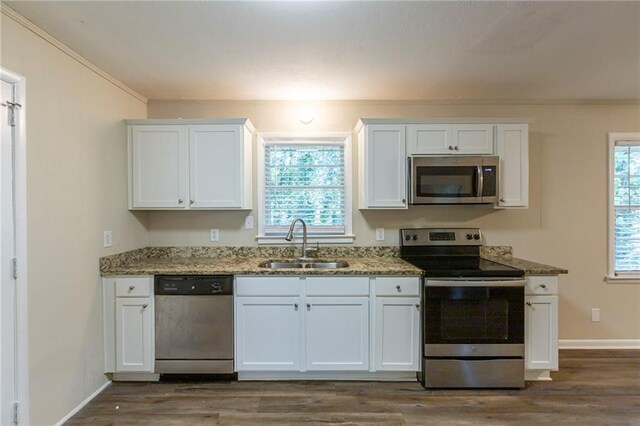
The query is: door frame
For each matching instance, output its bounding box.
[1,67,29,425]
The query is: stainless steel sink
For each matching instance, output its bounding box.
[259,260,349,269]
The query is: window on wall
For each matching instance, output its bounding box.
[608,133,640,281]
[257,134,353,244]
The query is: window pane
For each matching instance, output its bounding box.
[615,176,629,206]
[615,146,629,174]
[630,146,640,175]
[615,208,640,272]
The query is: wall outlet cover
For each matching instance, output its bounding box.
[245,215,254,230]
[103,230,112,248]
[591,308,600,322]
[210,228,220,242]
[375,228,385,241]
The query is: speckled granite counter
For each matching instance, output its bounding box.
[483,255,568,275]
[100,246,422,276]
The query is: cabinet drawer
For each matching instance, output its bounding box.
[115,277,153,297]
[236,277,300,296]
[375,277,420,296]
[305,277,369,296]
[526,276,558,296]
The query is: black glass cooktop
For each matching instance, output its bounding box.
[402,256,525,278]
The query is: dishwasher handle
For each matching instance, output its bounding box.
[155,275,233,295]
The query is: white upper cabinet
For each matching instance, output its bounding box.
[130,125,188,208]
[127,119,253,210]
[407,123,493,155]
[496,124,529,208]
[357,123,407,209]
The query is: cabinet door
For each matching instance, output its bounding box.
[189,125,243,208]
[525,295,558,371]
[305,297,369,371]
[236,297,301,371]
[496,124,529,208]
[375,297,421,371]
[130,125,187,208]
[364,125,407,208]
[115,297,154,372]
[407,124,453,155]
[453,124,494,154]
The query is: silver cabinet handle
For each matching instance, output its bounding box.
[294,303,299,311]
[306,303,311,310]
[142,304,148,309]
[178,199,183,204]
[402,199,406,204]
[539,284,547,289]
[415,304,420,310]
[454,146,459,151]
[189,200,194,205]
[128,285,135,291]
[396,285,402,292]
[448,145,454,150]
[526,302,532,307]
[500,198,506,203]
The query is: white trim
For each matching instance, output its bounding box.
[559,339,640,349]
[238,371,416,381]
[0,4,147,103]
[1,68,29,426]
[525,370,552,381]
[256,133,354,245]
[607,133,640,281]
[53,380,111,426]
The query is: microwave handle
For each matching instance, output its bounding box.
[406,157,412,205]
[476,165,484,198]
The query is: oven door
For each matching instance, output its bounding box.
[410,156,498,204]
[424,279,525,357]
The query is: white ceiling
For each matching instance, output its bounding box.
[6,1,640,101]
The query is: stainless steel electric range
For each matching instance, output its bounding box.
[400,228,526,389]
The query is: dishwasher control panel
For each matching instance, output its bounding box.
[155,275,233,295]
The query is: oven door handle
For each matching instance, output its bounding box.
[426,279,527,287]
[476,165,484,198]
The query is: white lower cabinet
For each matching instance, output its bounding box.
[305,297,369,371]
[103,276,155,374]
[524,275,559,375]
[235,297,301,371]
[115,297,154,372]
[375,297,420,371]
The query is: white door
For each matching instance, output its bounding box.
[407,124,453,155]
[131,125,188,208]
[305,297,369,371]
[375,297,420,371]
[115,297,154,372]
[0,79,16,426]
[189,125,242,208]
[496,124,529,207]
[453,124,494,154]
[525,295,559,371]
[235,297,301,371]
[365,125,407,208]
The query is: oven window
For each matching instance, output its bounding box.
[440,299,509,341]
[417,166,477,198]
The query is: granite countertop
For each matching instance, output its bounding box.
[100,246,566,277]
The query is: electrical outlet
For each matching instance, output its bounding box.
[591,308,600,322]
[375,228,385,241]
[210,228,220,242]
[245,216,254,230]
[103,230,112,248]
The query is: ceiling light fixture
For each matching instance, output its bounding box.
[297,106,315,124]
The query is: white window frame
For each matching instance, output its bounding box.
[257,132,354,245]
[607,132,640,283]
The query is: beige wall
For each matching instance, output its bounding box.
[148,100,640,341]
[1,11,148,425]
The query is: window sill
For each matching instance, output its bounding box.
[604,276,640,284]
[256,234,356,245]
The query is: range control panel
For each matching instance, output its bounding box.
[400,228,483,246]
[155,275,233,295]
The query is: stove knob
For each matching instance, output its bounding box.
[212,283,221,291]
[473,234,480,240]
[466,234,473,240]
[412,235,418,241]
[404,235,411,241]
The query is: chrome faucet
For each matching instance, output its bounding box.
[285,218,317,260]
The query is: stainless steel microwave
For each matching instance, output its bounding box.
[409,156,499,204]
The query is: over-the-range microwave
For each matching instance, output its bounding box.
[409,156,499,205]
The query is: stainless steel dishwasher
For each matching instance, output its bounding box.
[155,275,234,374]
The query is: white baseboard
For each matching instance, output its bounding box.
[238,371,417,381]
[54,380,111,426]
[559,339,640,349]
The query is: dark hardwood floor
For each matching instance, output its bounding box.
[67,350,640,425]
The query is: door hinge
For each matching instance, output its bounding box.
[12,401,18,425]
[1,100,21,127]
[11,257,17,280]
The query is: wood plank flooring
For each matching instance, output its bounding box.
[67,350,640,425]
